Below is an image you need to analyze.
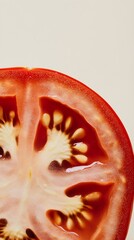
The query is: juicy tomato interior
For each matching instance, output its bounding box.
[0,68,133,240]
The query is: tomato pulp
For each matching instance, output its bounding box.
[0,68,133,240]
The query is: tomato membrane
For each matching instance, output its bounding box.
[0,68,133,240]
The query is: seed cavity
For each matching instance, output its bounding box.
[40,111,88,168]
[48,189,99,232]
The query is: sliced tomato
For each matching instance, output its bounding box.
[0,67,133,240]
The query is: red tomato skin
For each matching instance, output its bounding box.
[0,67,134,240]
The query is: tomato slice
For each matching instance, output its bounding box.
[0,67,133,240]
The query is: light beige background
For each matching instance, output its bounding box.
[0,0,134,239]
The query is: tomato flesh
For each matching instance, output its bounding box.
[0,68,133,240]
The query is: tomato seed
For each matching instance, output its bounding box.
[5,151,11,159]
[73,142,88,153]
[53,212,62,225]
[0,218,8,227]
[48,160,61,171]
[85,192,102,202]
[76,216,85,228]
[65,116,72,131]
[42,113,50,128]
[0,147,4,158]
[53,111,63,127]
[66,217,74,230]
[81,211,92,221]
[71,128,85,140]
[75,154,88,164]
[26,228,37,239]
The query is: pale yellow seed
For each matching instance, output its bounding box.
[73,142,88,153]
[81,211,92,221]
[85,192,102,201]
[53,111,63,126]
[75,154,88,163]
[65,117,72,130]
[54,212,62,225]
[42,113,51,127]
[9,111,15,120]
[71,128,85,139]
[76,216,85,228]
[66,217,74,230]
